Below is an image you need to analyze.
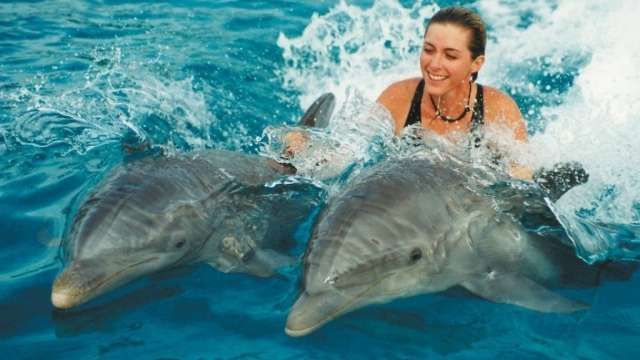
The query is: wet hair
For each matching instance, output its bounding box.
[426,7,486,81]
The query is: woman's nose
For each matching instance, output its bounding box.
[427,53,443,70]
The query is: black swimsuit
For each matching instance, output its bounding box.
[404,79,485,148]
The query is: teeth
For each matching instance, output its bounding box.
[428,73,447,81]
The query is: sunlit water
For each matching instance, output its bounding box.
[1,0,639,358]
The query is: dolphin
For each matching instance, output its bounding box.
[51,150,323,309]
[52,93,336,310]
[285,152,625,337]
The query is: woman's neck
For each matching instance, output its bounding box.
[430,81,472,115]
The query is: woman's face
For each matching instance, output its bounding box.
[420,23,484,96]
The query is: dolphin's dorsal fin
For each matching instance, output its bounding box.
[298,93,335,128]
[461,272,589,313]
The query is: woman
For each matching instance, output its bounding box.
[377,6,532,179]
[285,7,532,179]
[284,7,586,203]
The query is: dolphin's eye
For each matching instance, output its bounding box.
[175,239,186,249]
[409,248,422,263]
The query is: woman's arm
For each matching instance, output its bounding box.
[282,130,309,158]
[485,88,533,180]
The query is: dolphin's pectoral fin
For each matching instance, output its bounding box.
[215,235,294,277]
[247,248,295,277]
[533,161,589,201]
[461,273,589,313]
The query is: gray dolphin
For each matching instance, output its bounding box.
[52,93,336,309]
[52,150,323,309]
[285,153,615,337]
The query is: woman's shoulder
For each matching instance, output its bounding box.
[480,85,515,103]
[480,84,527,140]
[377,78,422,132]
[480,85,522,122]
[377,78,421,102]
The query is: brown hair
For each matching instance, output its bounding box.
[426,7,486,81]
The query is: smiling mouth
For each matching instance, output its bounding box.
[427,72,448,81]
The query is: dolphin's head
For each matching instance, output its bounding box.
[52,172,210,309]
[286,240,448,337]
[286,164,463,336]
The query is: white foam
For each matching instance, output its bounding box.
[492,1,640,221]
[278,0,438,110]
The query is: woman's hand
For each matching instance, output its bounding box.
[508,163,533,180]
[282,130,310,158]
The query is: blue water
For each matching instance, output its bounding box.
[2,0,640,358]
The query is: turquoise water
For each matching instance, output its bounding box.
[2,0,640,358]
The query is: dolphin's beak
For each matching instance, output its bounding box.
[285,289,362,337]
[51,263,105,309]
[51,286,79,309]
[51,257,158,309]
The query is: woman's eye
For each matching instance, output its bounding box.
[446,54,457,60]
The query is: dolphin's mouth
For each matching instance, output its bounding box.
[51,256,158,309]
[285,283,377,337]
[285,260,413,337]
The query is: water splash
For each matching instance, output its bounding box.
[260,87,393,183]
[1,46,215,156]
[488,0,640,261]
[278,0,438,110]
